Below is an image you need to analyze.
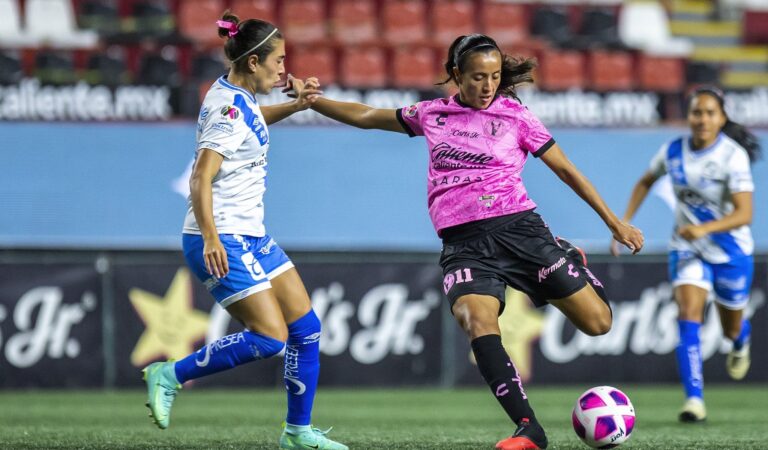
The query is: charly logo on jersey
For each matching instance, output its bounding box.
[404,104,418,118]
[220,105,240,121]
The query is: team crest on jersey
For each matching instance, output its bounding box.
[220,105,240,121]
[484,118,509,138]
[404,104,418,118]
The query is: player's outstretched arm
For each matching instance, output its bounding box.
[610,171,659,255]
[540,143,644,254]
[310,97,408,133]
[261,75,323,125]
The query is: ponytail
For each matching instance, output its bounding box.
[691,86,762,163]
[216,10,282,73]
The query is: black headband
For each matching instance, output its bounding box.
[453,39,498,67]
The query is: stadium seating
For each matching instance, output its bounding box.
[587,50,633,91]
[537,49,586,90]
[618,1,693,56]
[190,50,227,82]
[431,0,476,46]
[481,2,529,47]
[34,49,77,85]
[178,0,223,47]
[531,5,573,48]
[83,46,130,85]
[137,46,181,86]
[391,45,437,89]
[26,0,99,48]
[128,0,174,36]
[0,50,23,84]
[636,55,684,92]
[78,0,121,37]
[743,10,768,44]
[280,0,326,43]
[0,0,27,47]
[339,46,386,88]
[288,45,337,86]
[330,0,377,44]
[381,0,427,45]
[230,0,276,24]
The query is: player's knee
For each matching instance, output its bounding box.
[288,309,322,343]
[244,330,286,358]
[250,321,288,342]
[584,315,612,336]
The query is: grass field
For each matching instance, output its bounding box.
[0,385,766,449]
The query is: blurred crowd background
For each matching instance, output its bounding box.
[1,0,767,117]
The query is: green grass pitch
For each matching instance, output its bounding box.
[1,385,766,449]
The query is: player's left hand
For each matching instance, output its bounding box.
[678,224,707,241]
[283,74,322,109]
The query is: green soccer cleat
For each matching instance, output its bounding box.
[279,426,349,450]
[142,361,181,430]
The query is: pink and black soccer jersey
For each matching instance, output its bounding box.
[396,95,555,235]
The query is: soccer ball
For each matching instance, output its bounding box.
[571,386,635,449]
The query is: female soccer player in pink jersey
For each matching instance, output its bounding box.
[308,34,644,450]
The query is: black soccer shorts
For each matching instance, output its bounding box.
[439,210,590,313]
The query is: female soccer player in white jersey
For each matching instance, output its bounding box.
[614,86,761,423]
[141,12,347,450]
[302,34,644,450]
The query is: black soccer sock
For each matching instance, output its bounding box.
[471,334,538,426]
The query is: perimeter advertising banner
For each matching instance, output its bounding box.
[111,261,444,388]
[0,263,102,388]
[0,257,764,387]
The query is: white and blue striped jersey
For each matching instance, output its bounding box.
[649,133,754,263]
[183,76,270,237]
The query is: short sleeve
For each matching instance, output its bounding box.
[396,103,425,137]
[197,103,250,159]
[648,144,668,178]
[728,148,754,193]
[517,107,554,158]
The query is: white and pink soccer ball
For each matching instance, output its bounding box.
[572,386,636,449]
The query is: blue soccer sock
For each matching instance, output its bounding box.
[285,310,321,426]
[676,320,703,399]
[174,330,285,384]
[733,319,751,351]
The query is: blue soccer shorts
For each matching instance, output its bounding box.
[182,233,294,308]
[668,250,753,310]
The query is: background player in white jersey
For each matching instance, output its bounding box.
[614,86,761,423]
[142,11,347,450]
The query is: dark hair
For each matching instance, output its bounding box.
[690,86,762,163]
[438,34,536,103]
[217,11,283,73]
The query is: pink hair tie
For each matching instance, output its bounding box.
[216,20,239,38]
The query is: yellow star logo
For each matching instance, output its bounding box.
[498,288,545,381]
[129,268,210,367]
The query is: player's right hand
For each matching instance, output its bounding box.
[203,237,229,278]
[611,221,644,255]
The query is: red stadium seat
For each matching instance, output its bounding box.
[637,54,684,93]
[230,0,275,24]
[588,50,634,91]
[287,45,337,86]
[481,1,529,47]
[280,0,326,43]
[339,46,387,88]
[330,0,377,44]
[432,0,476,46]
[178,0,224,47]
[537,49,585,91]
[381,0,427,45]
[743,10,768,45]
[392,46,437,89]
